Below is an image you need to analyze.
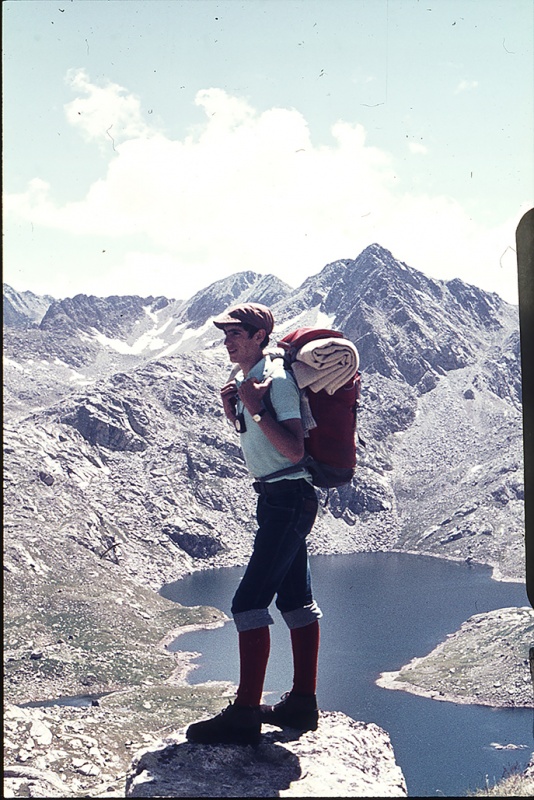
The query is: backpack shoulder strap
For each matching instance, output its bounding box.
[263,383,276,420]
[262,357,317,437]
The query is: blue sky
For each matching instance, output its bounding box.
[3,0,533,303]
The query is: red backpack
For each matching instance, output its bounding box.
[264,327,361,488]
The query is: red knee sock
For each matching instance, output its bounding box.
[290,620,320,696]
[235,626,271,707]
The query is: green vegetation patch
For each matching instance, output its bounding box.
[4,566,226,705]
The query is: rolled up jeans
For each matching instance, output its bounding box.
[232,478,323,632]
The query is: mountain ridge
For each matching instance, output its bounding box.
[3,243,519,386]
[3,243,524,587]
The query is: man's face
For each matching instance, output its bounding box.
[222,324,263,364]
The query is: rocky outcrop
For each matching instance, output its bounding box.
[162,525,225,559]
[4,701,125,798]
[125,711,407,798]
[3,702,407,798]
[62,393,149,452]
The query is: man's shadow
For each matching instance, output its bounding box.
[126,728,305,798]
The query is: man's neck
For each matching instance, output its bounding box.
[239,352,265,377]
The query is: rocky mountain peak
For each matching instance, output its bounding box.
[3,244,520,410]
[271,243,517,390]
[3,283,54,328]
[176,271,292,329]
[40,294,173,339]
[347,255,512,386]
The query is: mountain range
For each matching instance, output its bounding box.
[4,243,525,590]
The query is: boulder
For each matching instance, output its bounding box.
[125,710,407,797]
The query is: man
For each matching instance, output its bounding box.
[186,302,322,746]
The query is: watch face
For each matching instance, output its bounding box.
[234,413,246,432]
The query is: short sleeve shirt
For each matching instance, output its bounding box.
[235,355,310,482]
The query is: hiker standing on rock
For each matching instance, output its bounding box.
[186,303,322,746]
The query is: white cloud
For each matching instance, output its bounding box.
[408,142,428,155]
[4,74,523,304]
[454,79,479,94]
[63,68,155,149]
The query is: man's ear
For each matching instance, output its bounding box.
[253,328,267,344]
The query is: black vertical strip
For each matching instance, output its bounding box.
[516,207,534,609]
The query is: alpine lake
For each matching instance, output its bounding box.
[161,551,533,798]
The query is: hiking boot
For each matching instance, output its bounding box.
[186,702,261,746]
[260,691,319,731]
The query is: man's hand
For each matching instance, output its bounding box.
[232,376,304,462]
[238,376,273,414]
[220,380,239,422]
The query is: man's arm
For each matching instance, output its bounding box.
[254,415,305,463]
[238,377,305,463]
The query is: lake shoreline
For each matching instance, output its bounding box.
[375,669,526,708]
[159,617,231,687]
[388,547,525,585]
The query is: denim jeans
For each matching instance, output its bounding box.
[231,479,323,632]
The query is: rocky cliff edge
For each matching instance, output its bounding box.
[125,711,407,798]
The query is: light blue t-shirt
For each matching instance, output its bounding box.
[235,355,310,482]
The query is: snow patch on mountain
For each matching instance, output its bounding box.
[278,307,336,335]
[93,329,169,355]
[181,317,217,343]
[143,303,163,322]
[4,356,25,372]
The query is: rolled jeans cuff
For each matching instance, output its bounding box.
[233,608,275,632]
[281,601,323,630]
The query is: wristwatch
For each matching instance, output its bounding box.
[251,407,268,423]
